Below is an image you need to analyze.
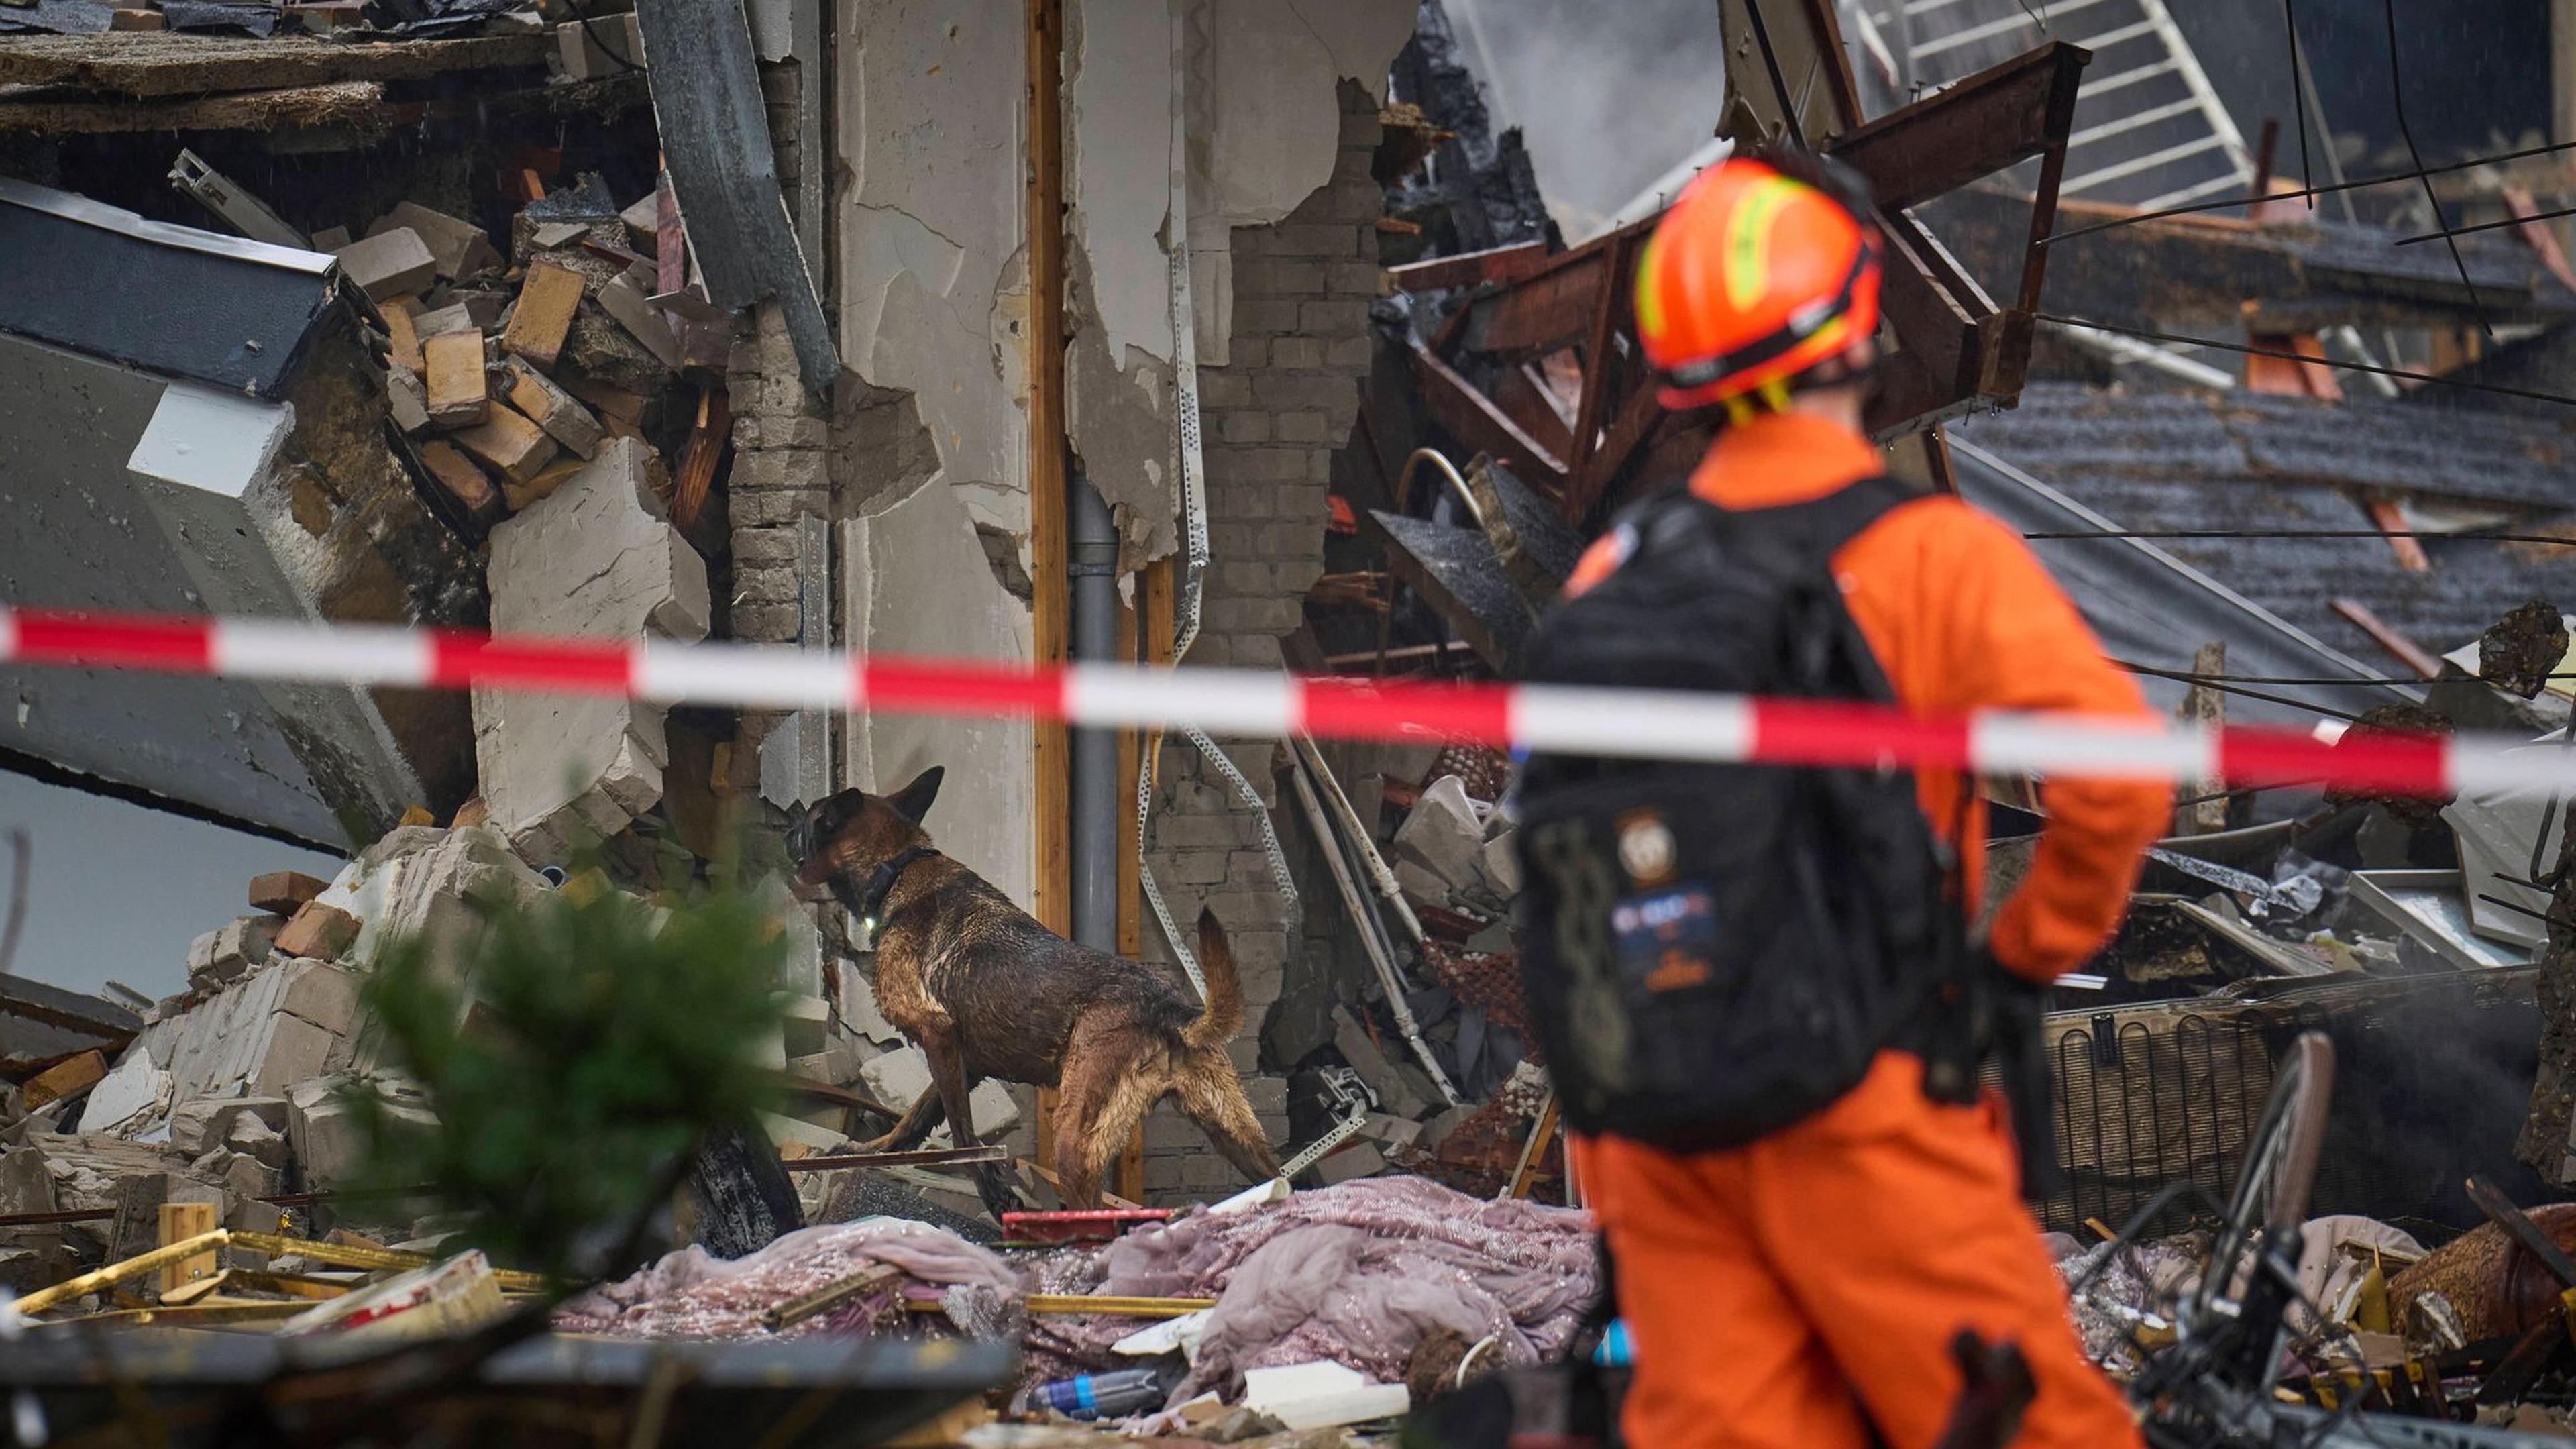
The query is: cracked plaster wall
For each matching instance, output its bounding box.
[1065,0,1411,574]
[824,0,1407,916]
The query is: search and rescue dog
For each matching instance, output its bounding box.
[787,767,1282,1216]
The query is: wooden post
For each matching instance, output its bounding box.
[158,1201,219,1297]
[1028,0,1071,1172]
[1109,558,1178,1202]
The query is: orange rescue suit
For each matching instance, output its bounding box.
[1562,411,2170,1449]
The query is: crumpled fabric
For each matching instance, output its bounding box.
[2293,1214,2424,1331]
[554,1218,1025,1340]
[1064,1177,1597,1409]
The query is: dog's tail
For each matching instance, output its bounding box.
[1182,908,1245,1053]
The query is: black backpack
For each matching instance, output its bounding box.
[1511,474,1964,1152]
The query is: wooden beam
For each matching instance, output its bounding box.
[1409,341,1568,483]
[1823,42,2090,211]
[1387,240,1554,294]
[1027,0,1070,937]
[1028,0,1069,1177]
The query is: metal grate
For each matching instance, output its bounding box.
[1849,0,2253,211]
[2026,970,2543,1238]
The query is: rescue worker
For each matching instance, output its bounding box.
[1561,158,2170,1448]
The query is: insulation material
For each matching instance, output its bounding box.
[554,1217,1027,1340]
[1057,1177,1596,1409]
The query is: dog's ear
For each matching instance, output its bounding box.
[886,765,945,823]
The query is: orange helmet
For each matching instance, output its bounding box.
[1633,156,1881,414]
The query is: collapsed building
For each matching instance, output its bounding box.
[11,0,2576,1440]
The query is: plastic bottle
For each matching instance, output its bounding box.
[1030,1366,1169,1420]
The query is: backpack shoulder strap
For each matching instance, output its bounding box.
[1723,473,1921,568]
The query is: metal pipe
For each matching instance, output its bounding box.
[1287,752,1464,1106]
[1069,474,1120,951]
[1292,735,1425,945]
[1397,447,1485,530]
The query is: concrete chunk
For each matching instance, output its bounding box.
[782,994,829,1059]
[289,1075,434,1190]
[335,228,437,302]
[413,302,478,340]
[388,367,431,433]
[596,270,680,368]
[859,1045,932,1108]
[191,916,278,987]
[249,1012,335,1096]
[170,1096,287,1157]
[372,201,501,282]
[224,1112,290,1169]
[278,959,359,1037]
[472,439,709,861]
[423,330,488,426]
[418,440,502,521]
[450,400,560,485]
[500,257,586,370]
[86,1044,172,1136]
[555,11,643,78]
[502,359,604,458]
[1392,773,1486,897]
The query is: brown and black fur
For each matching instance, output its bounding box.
[788,767,1282,1216]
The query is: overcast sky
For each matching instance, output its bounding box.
[0,771,339,1002]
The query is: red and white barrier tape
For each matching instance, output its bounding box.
[0,606,2546,800]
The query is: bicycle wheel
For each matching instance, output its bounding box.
[2188,1032,2337,1328]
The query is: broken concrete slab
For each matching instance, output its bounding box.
[782,994,829,1059]
[858,1044,931,1110]
[169,1095,287,1157]
[249,1011,335,1096]
[388,366,430,433]
[278,958,358,1037]
[223,1110,289,1169]
[473,438,708,862]
[596,270,681,369]
[1312,1140,1387,1187]
[370,201,500,282]
[1478,831,1521,900]
[1391,774,1484,894]
[835,961,902,1045]
[288,1074,433,1190]
[1333,1008,1426,1120]
[502,358,603,458]
[189,914,278,987]
[932,1077,1020,1144]
[341,824,551,980]
[333,227,437,302]
[413,302,476,339]
[107,1170,229,1264]
[85,1043,172,1135]
[555,10,643,79]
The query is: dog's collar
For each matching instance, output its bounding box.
[855,845,940,947]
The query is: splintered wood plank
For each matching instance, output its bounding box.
[500,257,586,370]
[0,32,551,98]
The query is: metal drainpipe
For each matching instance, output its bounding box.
[1069,471,1120,952]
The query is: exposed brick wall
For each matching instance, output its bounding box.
[1136,80,1383,1203]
